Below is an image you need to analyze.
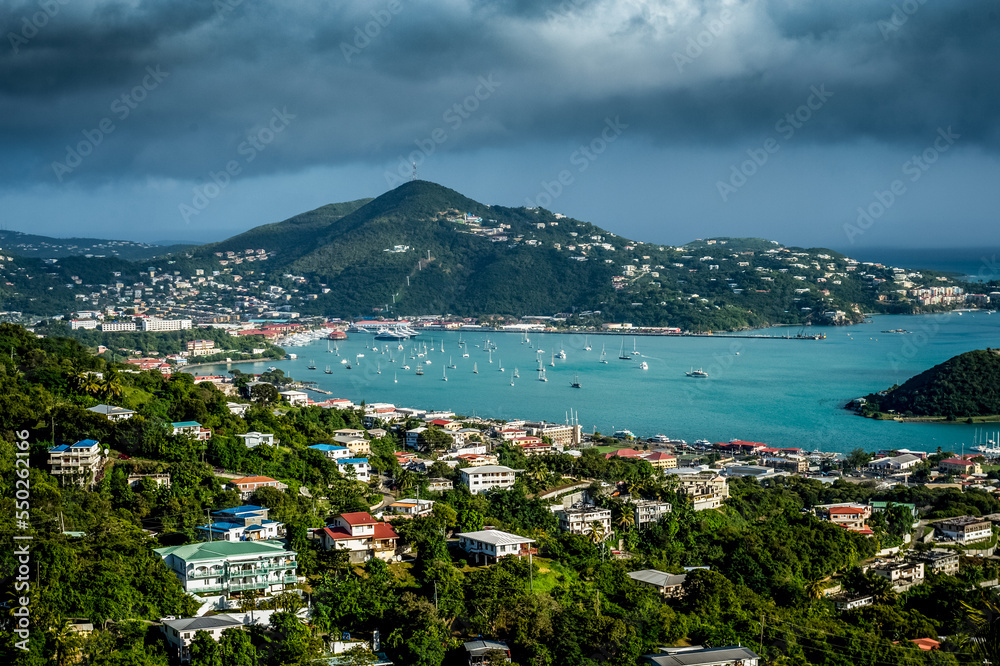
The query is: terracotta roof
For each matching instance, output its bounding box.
[910,638,941,651]
[829,507,865,515]
[317,522,398,541]
[231,476,277,485]
[605,449,643,459]
[338,511,376,525]
[644,452,676,461]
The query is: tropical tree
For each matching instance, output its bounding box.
[48,618,84,666]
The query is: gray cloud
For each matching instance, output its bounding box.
[0,0,997,195]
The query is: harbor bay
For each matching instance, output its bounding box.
[195,312,1000,454]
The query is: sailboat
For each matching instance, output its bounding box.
[394,372,398,383]
[327,340,333,353]
[415,362,424,375]
[488,349,493,364]
[513,367,519,378]
[308,359,317,369]
[442,366,448,382]
[448,356,457,369]
[334,342,340,356]
[324,365,332,374]
[600,344,608,364]
[473,362,479,374]
[498,357,504,372]
[618,339,631,360]
[377,362,381,375]
[549,352,555,367]
[538,367,548,382]
[571,374,582,388]
[440,340,445,353]
[631,337,640,356]
[510,372,515,387]
[584,336,592,351]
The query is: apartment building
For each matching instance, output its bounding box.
[460,465,519,495]
[47,439,105,485]
[556,503,612,540]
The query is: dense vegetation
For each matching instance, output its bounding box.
[33,323,285,364]
[862,349,1000,418]
[3,323,1000,666]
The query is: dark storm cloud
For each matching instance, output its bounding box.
[1,0,997,187]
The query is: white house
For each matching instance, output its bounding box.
[460,465,519,495]
[384,498,435,518]
[628,569,687,597]
[457,529,535,565]
[227,402,250,416]
[868,454,922,473]
[153,540,298,602]
[936,516,993,543]
[634,500,672,529]
[314,512,401,563]
[161,615,245,662]
[86,404,135,421]
[643,646,759,666]
[171,421,212,441]
[406,427,427,450]
[307,443,352,460]
[47,439,105,485]
[195,505,284,542]
[556,503,612,539]
[236,432,274,448]
[278,390,309,406]
[337,457,370,482]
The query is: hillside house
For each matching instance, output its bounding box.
[314,512,401,563]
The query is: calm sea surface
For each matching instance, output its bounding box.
[194,312,1000,454]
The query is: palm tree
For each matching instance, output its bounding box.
[48,619,83,666]
[616,501,636,532]
[97,377,123,400]
[589,520,607,545]
[962,594,1000,664]
[806,578,826,600]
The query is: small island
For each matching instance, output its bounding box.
[851,348,1000,422]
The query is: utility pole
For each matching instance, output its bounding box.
[759,613,764,653]
[529,550,533,592]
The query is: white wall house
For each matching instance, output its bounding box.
[337,458,370,482]
[460,465,519,495]
[457,530,535,565]
[314,512,401,563]
[236,432,275,448]
[153,540,298,603]
[48,439,105,485]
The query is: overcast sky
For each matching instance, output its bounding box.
[1,0,998,252]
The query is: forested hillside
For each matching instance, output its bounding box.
[863,349,1000,418]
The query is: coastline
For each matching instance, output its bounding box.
[182,357,277,374]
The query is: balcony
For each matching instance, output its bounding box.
[187,569,225,579]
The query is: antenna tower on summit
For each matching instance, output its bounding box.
[411,162,417,181]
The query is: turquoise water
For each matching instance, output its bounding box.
[195,313,1000,454]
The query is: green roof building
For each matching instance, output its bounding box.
[154,540,298,600]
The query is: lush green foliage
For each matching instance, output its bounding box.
[865,349,1000,417]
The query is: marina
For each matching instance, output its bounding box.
[195,312,1000,454]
